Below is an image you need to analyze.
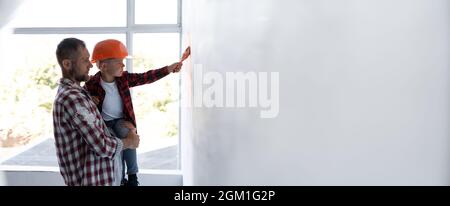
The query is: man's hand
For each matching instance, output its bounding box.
[122,128,139,149]
[167,62,183,73]
[121,121,135,130]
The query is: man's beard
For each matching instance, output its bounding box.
[70,63,89,82]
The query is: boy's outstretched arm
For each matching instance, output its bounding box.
[126,46,191,87]
[167,62,183,73]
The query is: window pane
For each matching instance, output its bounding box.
[0,34,125,167]
[135,0,178,24]
[132,33,180,169]
[10,0,126,27]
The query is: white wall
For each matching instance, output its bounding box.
[0,0,23,27]
[0,0,23,83]
[181,0,450,185]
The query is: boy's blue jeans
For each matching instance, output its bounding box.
[105,118,139,178]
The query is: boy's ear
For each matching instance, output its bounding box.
[96,62,104,70]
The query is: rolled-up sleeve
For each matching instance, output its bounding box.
[126,66,170,87]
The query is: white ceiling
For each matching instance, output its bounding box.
[0,0,24,28]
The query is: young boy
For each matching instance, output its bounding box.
[84,39,190,186]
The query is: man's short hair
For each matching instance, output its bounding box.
[56,38,86,68]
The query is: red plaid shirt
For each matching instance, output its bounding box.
[84,66,170,127]
[53,78,123,186]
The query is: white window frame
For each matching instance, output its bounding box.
[10,0,183,172]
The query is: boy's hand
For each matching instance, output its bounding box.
[168,62,183,73]
[167,46,190,73]
[91,96,100,105]
[180,46,191,62]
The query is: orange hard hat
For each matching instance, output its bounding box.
[91,39,128,63]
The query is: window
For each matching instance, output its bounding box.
[132,33,180,169]
[135,0,178,24]
[0,0,182,171]
[11,0,127,27]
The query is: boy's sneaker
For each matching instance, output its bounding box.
[120,178,128,186]
[126,174,139,186]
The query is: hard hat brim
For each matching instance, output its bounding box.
[91,55,133,64]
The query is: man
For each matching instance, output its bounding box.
[53,38,139,186]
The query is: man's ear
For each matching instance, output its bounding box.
[62,59,72,70]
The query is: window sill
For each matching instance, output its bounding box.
[0,165,182,186]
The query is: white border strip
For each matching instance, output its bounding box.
[14,25,180,34]
[0,165,182,175]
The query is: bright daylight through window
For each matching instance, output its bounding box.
[0,0,181,170]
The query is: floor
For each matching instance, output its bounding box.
[1,138,178,170]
